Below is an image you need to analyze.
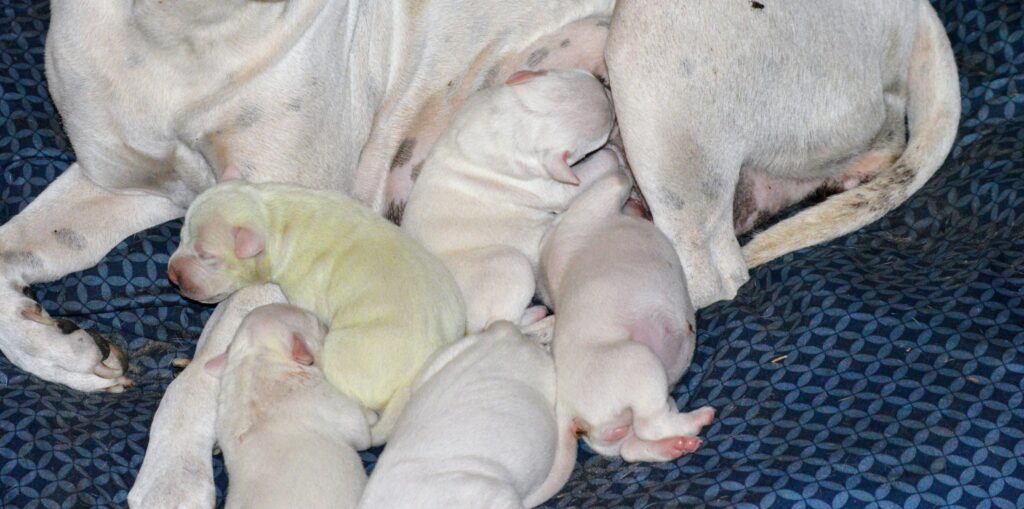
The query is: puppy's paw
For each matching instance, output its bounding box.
[619,434,703,463]
[662,435,703,458]
[690,405,716,428]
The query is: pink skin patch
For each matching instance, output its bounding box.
[623,197,646,218]
[657,436,702,459]
[603,425,631,443]
[232,226,264,259]
[505,69,548,85]
[167,257,201,299]
[630,319,683,372]
[290,334,314,366]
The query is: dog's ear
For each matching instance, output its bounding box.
[232,226,265,259]
[291,333,315,366]
[204,353,228,377]
[544,151,580,185]
[220,164,244,182]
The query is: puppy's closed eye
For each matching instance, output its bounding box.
[194,244,219,262]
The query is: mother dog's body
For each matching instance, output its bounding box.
[0,0,959,507]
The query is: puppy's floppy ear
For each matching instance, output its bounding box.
[291,333,315,366]
[544,151,580,185]
[205,353,228,377]
[232,226,265,259]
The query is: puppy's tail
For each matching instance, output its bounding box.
[742,1,960,267]
[523,404,578,508]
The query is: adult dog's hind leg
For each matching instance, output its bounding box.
[607,5,749,309]
[0,164,183,392]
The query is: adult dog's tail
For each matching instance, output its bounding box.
[742,1,960,268]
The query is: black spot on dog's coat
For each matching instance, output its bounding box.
[410,161,425,181]
[1,251,41,269]
[390,138,416,171]
[53,228,87,250]
[236,105,264,129]
[751,1,765,9]
[385,201,406,226]
[527,48,549,67]
[55,318,81,335]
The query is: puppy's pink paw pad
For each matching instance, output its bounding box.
[657,436,702,459]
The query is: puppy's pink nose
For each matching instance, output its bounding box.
[167,263,180,287]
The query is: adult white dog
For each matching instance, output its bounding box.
[0,1,958,507]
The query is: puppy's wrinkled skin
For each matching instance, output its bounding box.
[401,70,616,332]
[169,181,466,441]
[359,322,572,509]
[539,171,714,464]
[207,304,370,509]
[608,0,960,307]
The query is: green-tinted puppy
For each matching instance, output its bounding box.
[168,180,465,441]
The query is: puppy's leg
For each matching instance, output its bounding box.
[0,164,183,391]
[596,342,713,462]
[448,248,535,333]
[620,404,715,462]
[129,284,286,509]
[606,28,747,307]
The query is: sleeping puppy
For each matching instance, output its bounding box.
[538,170,715,463]
[205,304,370,509]
[359,321,572,509]
[168,180,466,443]
[401,69,617,333]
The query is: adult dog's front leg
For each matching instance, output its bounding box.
[0,164,183,391]
[606,7,748,309]
[129,284,286,509]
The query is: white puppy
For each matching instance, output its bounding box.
[359,321,572,509]
[538,171,715,463]
[401,69,617,333]
[206,304,371,509]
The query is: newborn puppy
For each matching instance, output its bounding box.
[401,69,617,333]
[169,180,466,442]
[538,171,715,463]
[359,321,572,509]
[205,304,371,509]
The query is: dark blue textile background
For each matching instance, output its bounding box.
[1,1,1022,507]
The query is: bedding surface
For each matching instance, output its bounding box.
[1,1,1022,507]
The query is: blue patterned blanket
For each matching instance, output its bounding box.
[1,1,1022,507]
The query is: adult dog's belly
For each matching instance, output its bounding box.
[379,17,614,224]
